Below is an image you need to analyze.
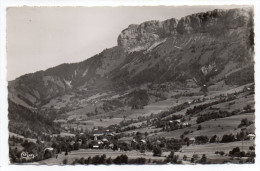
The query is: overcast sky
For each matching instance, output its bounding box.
[7,5,248,80]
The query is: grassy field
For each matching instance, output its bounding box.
[148,112,255,139]
[37,149,166,165]
[175,140,254,163]
[35,140,254,165]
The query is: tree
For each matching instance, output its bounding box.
[210,135,217,143]
[197,125,202,130]
[44,149,52,159]
[145,132,148,138]
[166,151,179,163]
[114,154,128,164]
[73,142,80,150]
[199,154,207,164]
[229,147,240,156]
[62,159,68,164]
[238,118,253,128]
[153,146,162,157]
[249,146,255,151]
[112,144,118,151]
[195,136,209,144]
[106,157,112,164]
[243,105,252,112]
[221,134,235,143]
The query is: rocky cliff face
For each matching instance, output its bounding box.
[117,18,178,52]
[8,8,254,108]
[118,8,253,52]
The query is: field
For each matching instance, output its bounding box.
[35,140,254,165]
[149,112,255,139]
[37,149,166,165]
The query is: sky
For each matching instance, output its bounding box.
[6,5,248,80]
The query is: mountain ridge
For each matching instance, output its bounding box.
[8,7,254,110]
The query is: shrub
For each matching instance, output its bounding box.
[249,146,255,151]
[229,147,240,156]
[183,155,187,161]
[190,154,199,163]
[43,149,52,159]
[197,125,202,130]
[106,157,112,164]
[114,154,128,164]
[238,118,253,128]
[153,146,162,157]
[210,135,217,143]
[166,151,179,164]
[62,159,68,164]
[219,151,225,156]
[221,134,235,143]
[239,151,246,157]
[195,136,209,144]
[199,154,207,164]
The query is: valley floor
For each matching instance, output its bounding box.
[31,140,254,165]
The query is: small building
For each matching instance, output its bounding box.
[44,147,54,152]
[107,133,114,137]
[69,141,75,146]
[93,133,104,137]
[97,140,103,145]
[140,139,146,144]
[189,138,195,144]
[108,143,114,149]
[247,134,255,140]
[182,122,189,126]
[93,145,99,149]
[175,119,181,123]
[102,138,109,142]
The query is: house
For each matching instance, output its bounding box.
[44,147,54,152]
[97,140,103,145]
[140,139,146,144]
[93,145,99,149]
[107,133,114,137]
[93,133,104,137]
[175,119,181,123]
[102,138,109,142]
[77,139,82,145]
[247,134,255,140]
[108,143,114,149]
[182,122,189,126]
[189,138,195,144]
[69,141,75,146]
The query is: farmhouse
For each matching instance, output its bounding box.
[93,145,99,149]
[69,141,75,146]
[44,147,54,152]
[189,138,195,144]
[247,134,255,140]
[108,143,114,149]
[181,122,189,126]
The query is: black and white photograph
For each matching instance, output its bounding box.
[3,4,257,166]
